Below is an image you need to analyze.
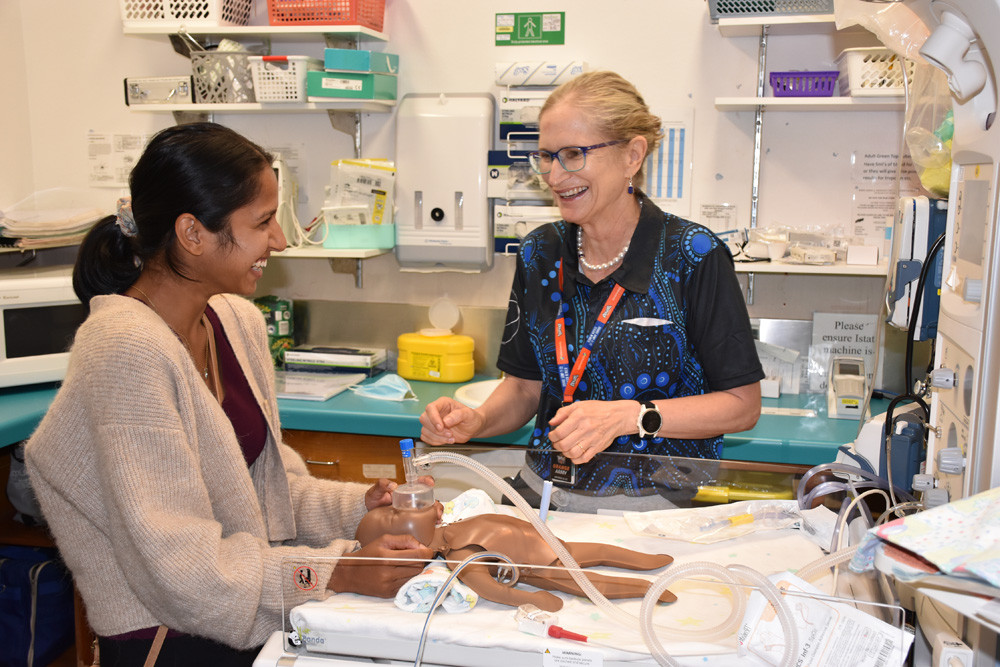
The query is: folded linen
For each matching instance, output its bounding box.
[395,557,479,613]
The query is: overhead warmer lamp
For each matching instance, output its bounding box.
[919,1,988,101]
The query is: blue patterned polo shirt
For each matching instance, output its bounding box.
[497,195,763,496]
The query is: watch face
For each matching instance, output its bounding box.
[641,407,661,433]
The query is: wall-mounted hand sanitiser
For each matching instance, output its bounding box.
[394,93,496,272]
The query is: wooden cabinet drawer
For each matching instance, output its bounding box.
[281,430,405,483]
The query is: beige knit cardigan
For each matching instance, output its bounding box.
[26,293,369,649]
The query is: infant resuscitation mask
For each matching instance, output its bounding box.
[392,438,435,510]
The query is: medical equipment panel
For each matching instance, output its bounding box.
[889,196,947,341]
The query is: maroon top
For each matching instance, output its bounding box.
[205,305,267,467]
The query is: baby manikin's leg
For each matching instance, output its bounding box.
[564,542,673,571]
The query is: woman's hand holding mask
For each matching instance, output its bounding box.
[328,534,433,598]
[364,476,437,510]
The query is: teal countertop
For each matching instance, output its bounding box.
[1,376,886,466]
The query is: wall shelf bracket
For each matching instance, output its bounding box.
[328,257,365,288]
[172,110,211,124]
[328,110,363,158]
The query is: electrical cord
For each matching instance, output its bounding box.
[280,200,329,248]
[904,232,947,392]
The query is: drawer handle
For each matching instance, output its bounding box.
[305,459,340,466]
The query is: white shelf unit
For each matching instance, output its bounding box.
[275,247,388,259]
[715,96,903,111]
[121,24,386,41]
[734,261,888,276]
[717,14,836,38]
[127,100,395,114]
[714,14,898,296]
[122,22,396,284]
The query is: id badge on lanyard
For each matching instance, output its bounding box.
[551,261,625,486]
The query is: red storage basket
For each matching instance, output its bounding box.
[266,0,385,29]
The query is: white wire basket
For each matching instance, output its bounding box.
[192,51,256,103]
[836,48,915,97]
[119,0,253,27]
[249,56,324,103]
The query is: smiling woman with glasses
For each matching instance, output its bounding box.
[419,71,764,514]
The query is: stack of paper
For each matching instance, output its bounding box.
[1,191,107,250]
[275,371,366,401]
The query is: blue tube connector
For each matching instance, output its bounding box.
[393,438,434,510]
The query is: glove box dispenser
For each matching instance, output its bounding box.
[395,93,495,271]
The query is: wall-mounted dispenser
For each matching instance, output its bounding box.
[394,93,495,272]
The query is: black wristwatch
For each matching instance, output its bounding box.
[637,401,662,439]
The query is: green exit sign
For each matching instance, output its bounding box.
[495,12,565,46]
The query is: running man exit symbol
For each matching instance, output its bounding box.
[519,15,537,38]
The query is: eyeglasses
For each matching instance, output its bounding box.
[527,140,624,175]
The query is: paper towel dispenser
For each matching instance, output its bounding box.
[395,93,495,272]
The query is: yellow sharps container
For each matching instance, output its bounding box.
[397,298,475,383]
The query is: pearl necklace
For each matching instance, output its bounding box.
[577,227,630,271]
[132,285,210,380]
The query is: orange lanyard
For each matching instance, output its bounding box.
[554,262,626,405]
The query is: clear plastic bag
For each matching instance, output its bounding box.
[904,63,954,198]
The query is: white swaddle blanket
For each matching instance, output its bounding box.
[395,557,479,613]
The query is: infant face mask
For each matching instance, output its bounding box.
[349,373,418,401]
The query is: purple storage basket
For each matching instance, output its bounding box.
[769,71,839,97]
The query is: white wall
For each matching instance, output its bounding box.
[1,0,32,206]
[3,0,899,320]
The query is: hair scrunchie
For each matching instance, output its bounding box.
[115,197,137,238]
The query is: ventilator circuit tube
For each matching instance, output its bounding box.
[411,450,800,667]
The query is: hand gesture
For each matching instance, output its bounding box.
[548,400,634,464]
[419,397,484,445]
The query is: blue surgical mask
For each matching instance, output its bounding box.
[349,373,417,401]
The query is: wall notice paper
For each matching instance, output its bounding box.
[810,313,881,391]
[851,151,922,255]
[700,203,738,236]
[87,131,149,188]
[647,108,694,218]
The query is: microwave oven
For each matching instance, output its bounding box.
[0,266,87,388]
